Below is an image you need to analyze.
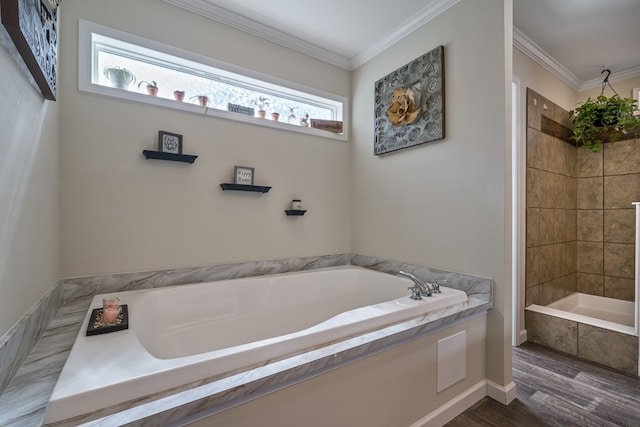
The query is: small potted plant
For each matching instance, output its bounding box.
[138,80,159,96]
[190,94,209,108]
[287,106,297,124]
[103,66,135,89]
[252,96,270,118]
[569,94,640,152]
[271,112,280,121]
[173,90,185,102]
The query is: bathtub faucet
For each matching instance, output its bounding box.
[398,271,432,299]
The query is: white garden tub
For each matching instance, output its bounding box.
[45,266,468,423]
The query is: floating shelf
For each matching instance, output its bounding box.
[285,210,307,216]
[142,150,198,164]
[220,183,272,193]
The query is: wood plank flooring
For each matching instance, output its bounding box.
[446,342,640,426]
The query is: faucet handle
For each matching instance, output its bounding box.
[432,279,447,293]
[408,286,422,300]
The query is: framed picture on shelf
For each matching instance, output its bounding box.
[234,166,254,185]
[158,131,183,154]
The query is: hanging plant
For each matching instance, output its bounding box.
[568,70,640,152]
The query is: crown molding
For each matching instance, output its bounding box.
[164,0,459,71]
[162,0,351,70]
[163,1,640,85]
[513,27,581,91]
[350,0,460,69]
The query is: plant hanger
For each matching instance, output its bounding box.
[600,68,620,97]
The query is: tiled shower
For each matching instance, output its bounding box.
[524,88,639,375]
[525,88,637,306]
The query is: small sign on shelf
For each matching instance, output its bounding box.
[234,166,255,185]
[310,119,343,134]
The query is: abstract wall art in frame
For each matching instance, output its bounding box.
[1,0,59,100]
[374,45,444,155]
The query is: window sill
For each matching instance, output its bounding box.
[79,83,348,142]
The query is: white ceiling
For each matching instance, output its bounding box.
[164,0,640,91]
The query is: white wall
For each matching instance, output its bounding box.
[0,25,60,335]
[351,0,512,387]
[58,0,352,277]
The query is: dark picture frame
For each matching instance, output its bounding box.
[374,45,445,155]
[158,131,183,154]
[1,0,59,100]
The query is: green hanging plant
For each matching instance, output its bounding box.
[568,70,640,152]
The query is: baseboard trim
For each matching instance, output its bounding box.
[518,328,527,345]
[487,379,517,405]
[410,380,487,427]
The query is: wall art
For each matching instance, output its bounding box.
[374,45,444,155]
[158,131,183,154]
[1,0,59,100]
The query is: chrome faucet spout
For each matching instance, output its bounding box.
[398,271,432,297]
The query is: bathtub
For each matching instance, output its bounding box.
[526,292,635,336]
[44,266,468,424]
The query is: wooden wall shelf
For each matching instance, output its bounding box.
[219,183,271,193]
[142,150,198,164]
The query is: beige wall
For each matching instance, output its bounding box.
[0,27,60,334]
[351,0,512,387]
[58,0,352,277]
[513,48,576,112]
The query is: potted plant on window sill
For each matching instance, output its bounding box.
[173,90,185,102]
[252,96,270,118]
[138,80,159,96]
[103,66,135,89]
[568,94,640,152]
[189,94,209,107]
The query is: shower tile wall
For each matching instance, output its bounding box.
[526,87,639,305]
[577,139,639,301]
[525,88,577,306]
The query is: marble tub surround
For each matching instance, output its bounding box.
[350,254,494,300]
[62,253,351,302]
[46,267,469,423]
[0,297,89,427]
[46,292,490,426]
[0,254,492,426]
[0,279,63,396]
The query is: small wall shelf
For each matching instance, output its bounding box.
[142,150,198,164]
[220,183,272,193]
[285,210,307,216]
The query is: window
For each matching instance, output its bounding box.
[78,20,348,140]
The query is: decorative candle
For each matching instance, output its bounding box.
[102,297,120,324]
[103,307,118,324]
[291,199,302,210]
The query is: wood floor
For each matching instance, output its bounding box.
[446,342,640,426]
